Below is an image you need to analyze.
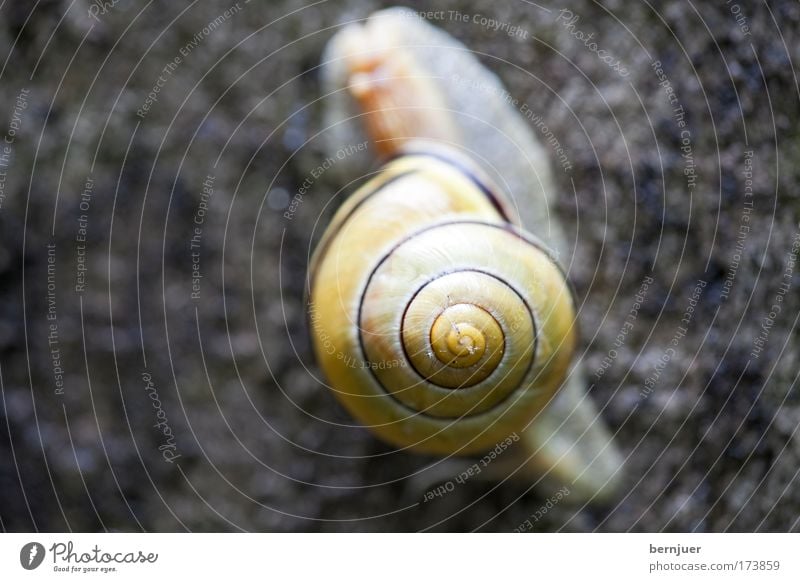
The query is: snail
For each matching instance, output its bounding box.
[307,8,623,503]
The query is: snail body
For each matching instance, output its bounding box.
[310,8,622,502]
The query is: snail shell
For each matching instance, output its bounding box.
[312,8,623,501]
[309,146,576,455]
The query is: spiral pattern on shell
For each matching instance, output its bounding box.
[309,147,577,455]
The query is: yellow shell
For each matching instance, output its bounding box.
[309,146,576,455]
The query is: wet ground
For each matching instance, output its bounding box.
[1,0,799,531]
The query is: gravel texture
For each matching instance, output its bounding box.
[0,0,799,532]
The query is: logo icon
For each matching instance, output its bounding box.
[20,542,45,570]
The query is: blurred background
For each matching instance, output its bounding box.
[0,0,799,532]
